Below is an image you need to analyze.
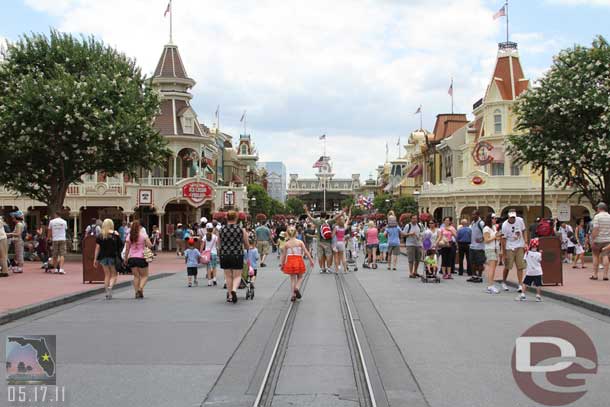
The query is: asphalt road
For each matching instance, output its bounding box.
[0,252,608,407]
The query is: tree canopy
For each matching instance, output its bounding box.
[507,36,610,206]
[285,197,305,216]
[247,183,272,216]
[0,30,170,214]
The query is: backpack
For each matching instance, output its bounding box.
[88,224,98,237]
[320,222,332,240]
[20,221,27,240]
[536,219,553,237]
[406,223,424,234]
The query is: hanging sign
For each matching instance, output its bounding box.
[472,141,494,166]
[557,203,571,222]
[182,182,213,205]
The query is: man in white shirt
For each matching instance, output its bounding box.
[591,202,610,280]
[501,209,527,292]
[48,212,68,274]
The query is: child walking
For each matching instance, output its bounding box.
[280,226,314,302]
[184,238,201,287]
[245,239,260,287]
[201,223,219,286]
[516,238,543,302]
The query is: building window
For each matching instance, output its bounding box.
[494,110,502,134]
[511,163,521,176]
[240,144,248,155]
[491,162,504,176]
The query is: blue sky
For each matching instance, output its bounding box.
[1,0,609,178]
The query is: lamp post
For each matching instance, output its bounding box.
[250,197,257,227]
[413,190,420,214]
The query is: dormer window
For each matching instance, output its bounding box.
[179,108,196,135]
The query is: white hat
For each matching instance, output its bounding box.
[508,211,517,218]
[206,222,213,229]
[200,217,208,224]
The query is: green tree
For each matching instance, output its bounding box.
[507,36,610,206]
[247,184,272,216]
[0,31,170,215]
[285,197,305,216]
[373,194,393,214]
[341,196,355,209]
[392,196,417,216]
[269,199,286,216]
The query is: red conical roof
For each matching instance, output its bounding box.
[153,44,189,80]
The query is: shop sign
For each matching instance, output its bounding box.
[182,182,213,205]
[224,191,235,206]
[472,141,494,166]
[138,189,153,206]
[471,176,485,185]
[557,203,571,222]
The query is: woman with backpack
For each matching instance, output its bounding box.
[7,211,26,273]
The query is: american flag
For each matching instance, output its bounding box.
[414,105,421,114]
[319,134,326,140]
[448,80,453,96]
[493,5,506,20]
[313,157,324,168]
[164,1,171,17]
[215,105,220,118]
[240,110,247,122]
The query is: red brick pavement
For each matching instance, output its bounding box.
[0,252,184,315]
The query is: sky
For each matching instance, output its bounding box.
[1,0,610,179]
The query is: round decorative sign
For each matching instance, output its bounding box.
[182,182,213,205]
[471,176,485,185]
[472,140,495,166]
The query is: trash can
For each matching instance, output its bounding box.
[82,235,104,283]
[539,236,563,286]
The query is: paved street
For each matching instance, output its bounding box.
[1,254,609,407]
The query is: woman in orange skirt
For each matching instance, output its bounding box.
[281,226,314,301]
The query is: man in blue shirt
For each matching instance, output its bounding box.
[456,219,471,276]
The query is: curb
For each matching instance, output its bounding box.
[505,281,610,317]
[0,272,175,326]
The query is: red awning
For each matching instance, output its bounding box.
[407,165,422,178]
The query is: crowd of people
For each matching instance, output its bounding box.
[1,201,609,305]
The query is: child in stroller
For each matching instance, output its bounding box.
[422,249,440,283]
[345,227,358,271]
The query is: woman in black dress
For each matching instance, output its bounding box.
[219,211,249,303]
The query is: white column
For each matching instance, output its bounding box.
[157,212,165,251]
[173,156,178,183]
[148,171,152,185]
[70,211,79,252]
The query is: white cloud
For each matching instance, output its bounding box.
[22,0,510,178]
[546,0,610,5]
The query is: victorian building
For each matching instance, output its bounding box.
[417,42,591,224]
[0,41,256,250]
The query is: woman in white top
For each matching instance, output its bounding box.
[483,214,502,294]
[0,216,9,277]
[202,223,219,286]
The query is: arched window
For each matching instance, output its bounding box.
[494,109,502,134]
[240,144,248,155]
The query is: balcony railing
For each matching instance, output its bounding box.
[421,175,565,195]
[136,177,176,187]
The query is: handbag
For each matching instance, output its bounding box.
[143,247,154,263]
[201,250,211,264]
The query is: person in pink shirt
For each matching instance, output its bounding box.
[124,220,153,299]
[366,221,379,269]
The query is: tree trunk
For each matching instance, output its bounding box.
[46,183,69,218]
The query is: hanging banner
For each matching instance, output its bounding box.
[182,182,213,205]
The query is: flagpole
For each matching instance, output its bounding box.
[169,0,173,44]
[451,78,454,114]
[505,0,509,43]
[419,109,423,131]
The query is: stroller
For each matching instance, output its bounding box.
[421,251,440,283]
[240,262,255,300]
[346,234,358,272]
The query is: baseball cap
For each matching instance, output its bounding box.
[508,211,517,218]
[206,222,213,229]
[200,217,208,224]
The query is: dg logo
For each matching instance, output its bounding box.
[511,320,598,406]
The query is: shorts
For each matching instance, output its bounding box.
[379,243,389,253]
[592,241,610,256]
[220,254,244,270]
[523,275,543,287]
[406,246,422,264]
[335,241,346,252]
[127,257,148,269]
[469,249,486,266]
[318,241,333,258]
[388,245,401,256]
[207,253,218,268]
[367,244,379,251]
[505,248,526,271]
[567,246,575,254]
[187,267,198,276]
[52,240,67,257]
[99,257,116,266]
[485,249,498,262]
[257,241,270,256]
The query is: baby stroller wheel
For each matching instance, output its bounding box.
[250,289,255,300]
[435,278,441,283]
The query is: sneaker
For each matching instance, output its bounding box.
[515,294,526,301]
[208,280,213,287]
[319,268,325,274]
[536,295,543,302]
[58,269,65,275]
[213,278,217,286]
[13,268,23,273]
[501,282,509,291]
[188,282,192,287]
[194,280,199,287]
[517,287,523,293]
[486,286,500,294]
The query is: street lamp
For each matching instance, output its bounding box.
[250,197,257,226]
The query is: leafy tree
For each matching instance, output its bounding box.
[247,183,272,216]
[507,36,610,206]
[341,197,355,208]
[269,199,286,216]
[373,194,393,214]
[392,196,417,216]
[0,31,170,214]
[285,197,305,216]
